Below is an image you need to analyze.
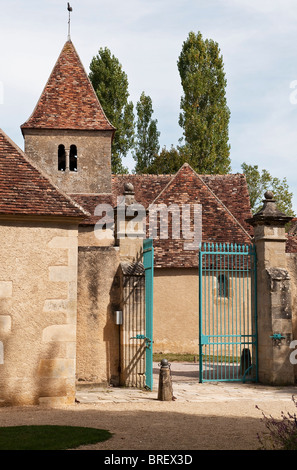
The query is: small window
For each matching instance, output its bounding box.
[218,274,229,298]
[69,145,77,172]
[58,144,66,171]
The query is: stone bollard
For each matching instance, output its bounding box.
[157,359,173,401]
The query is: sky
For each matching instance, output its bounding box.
[0,0,297,213]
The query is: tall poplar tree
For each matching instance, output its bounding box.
[133,92,160,173]
[177,31,231,174]
[89,47,134,173]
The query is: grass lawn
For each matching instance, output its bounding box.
[153,353,240,363]
[0,425,112,450]
[153,353,198,363]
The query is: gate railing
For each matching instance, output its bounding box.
[143,238,154,390]
[198,242,258,383]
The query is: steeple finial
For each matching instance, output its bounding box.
[67,3,73,40]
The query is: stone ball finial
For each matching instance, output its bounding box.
[264,190,274,200]
[124,182,134,193]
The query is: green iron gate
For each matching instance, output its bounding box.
[198,243,258,383]
[143,238,154,390]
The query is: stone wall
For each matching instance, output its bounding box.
[286,252,297,380]
[23,129,113,194]
[0,219,79,406]
[153,268,199,354]
[248,192,295,385]
[76,246,121,386]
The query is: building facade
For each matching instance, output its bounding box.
[2,38,291,405]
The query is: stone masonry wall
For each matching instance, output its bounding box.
[287,252,297,381]
[0,219,79,406]
[76,246,121,386]
[23,129,113,194]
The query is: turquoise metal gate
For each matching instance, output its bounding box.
[198,243,258,383]
[143,238,154,390]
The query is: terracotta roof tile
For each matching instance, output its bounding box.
[71,164,253,268]
[288,218,297,235]
[286,235,297,253]
[143,164,252,267]
[111,169,253,237]
[0,129,89,219]
[21,40,115,133]
[69,193,114,225]
[286,219,297,252]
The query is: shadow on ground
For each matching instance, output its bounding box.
[0,405,265,450]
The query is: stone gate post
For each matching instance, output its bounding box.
[247,191,294,385]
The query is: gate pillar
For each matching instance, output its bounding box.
[247,191,294,385]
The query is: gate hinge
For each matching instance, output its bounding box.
[200,334,209,345]
[130,334,145,340]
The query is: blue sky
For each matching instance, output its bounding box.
[0,0,297,213]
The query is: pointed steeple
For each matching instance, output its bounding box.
[21,40,115,134]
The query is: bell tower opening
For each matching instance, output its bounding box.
[58,144,66,171]
[69,144,78,172]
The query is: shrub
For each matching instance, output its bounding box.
[256,396,297,450]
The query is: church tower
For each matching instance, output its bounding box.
[21,40,115,194]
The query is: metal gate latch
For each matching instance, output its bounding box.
[130,335,145,340]
[270,333,285,347]
[270,333,285,340]
[130,335,153,349]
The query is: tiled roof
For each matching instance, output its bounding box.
[286,218,297,253]
[69,193,114,225]
[288,218,297,235]
[21,40,115,133]
[71,164,253,268]
[113,169,253,236]
[0,128,89,219]
[286,235,297,253]
[142,164,252,267]
[201,174,253,236]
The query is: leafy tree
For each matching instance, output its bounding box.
[177,31,231,174]
[89,47,134,173]
[146,146,190,174]
[133,92,160,173]
[241,163,295,216]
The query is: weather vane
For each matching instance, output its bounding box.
[67,3,73,40]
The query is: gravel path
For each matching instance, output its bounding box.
[0,363,296,451]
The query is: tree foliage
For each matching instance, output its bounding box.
[146,146,190,174]
[177,31,231,174]
[89,47,134,173]
[241,162,295,216]
[133,92,160,173]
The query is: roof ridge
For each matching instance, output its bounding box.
[21,40,115,133]
[69,40,115,131]
[149,163,252,240]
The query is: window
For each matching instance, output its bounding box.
[58,144,66,171]
[69,144,77,172]
[217,274,229,298]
